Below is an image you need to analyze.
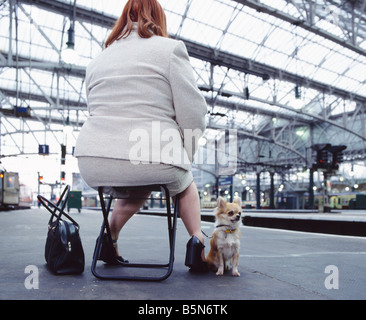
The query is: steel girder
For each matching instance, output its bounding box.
[1,0,365,169]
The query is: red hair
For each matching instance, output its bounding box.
[105,0,168,47]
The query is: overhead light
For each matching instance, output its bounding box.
[294,84,301,99]
[244,86,249,100]
[61,26,79,64]
[62,1,78,65]
[63,116,73,135]
[349,167,354,177]
[292,84,303,109]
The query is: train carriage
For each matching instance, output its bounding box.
[0,169,32,210]
[0,170,20,209]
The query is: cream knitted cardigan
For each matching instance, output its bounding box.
[75,25,207,171]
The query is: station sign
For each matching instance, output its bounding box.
[38,144,50,155]
[218,175,233,186]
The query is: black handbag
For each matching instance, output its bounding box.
[38,186,85,275]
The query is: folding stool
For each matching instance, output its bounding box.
[91,184,179,281]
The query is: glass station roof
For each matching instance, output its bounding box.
[0,0,365,177]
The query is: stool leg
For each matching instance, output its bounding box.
[163,186,173,248]
[92,185,179,281]
[161,186,178,280]
[91,188,114,278]
[167,194,179,276]
[99,187,114,246]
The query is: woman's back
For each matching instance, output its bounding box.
[75,24,206,168]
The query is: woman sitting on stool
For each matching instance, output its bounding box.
[75,0,208,273]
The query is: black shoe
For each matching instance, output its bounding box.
[97,233,129,265]
[185,236,209,273]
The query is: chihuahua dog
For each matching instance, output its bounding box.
[206,196,242,276]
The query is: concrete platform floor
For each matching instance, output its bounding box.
[0,207,365,301]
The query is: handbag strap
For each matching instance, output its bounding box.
[50,185,69,223]
[53,185,70,224]
[37,185,80,229]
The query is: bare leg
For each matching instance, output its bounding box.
[109,190,150,256]
[108,182,204,260]
[177,182,206,260]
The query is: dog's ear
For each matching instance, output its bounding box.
[233,197,242,209]
[217,196,226,209]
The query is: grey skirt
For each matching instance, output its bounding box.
[77,157,193,197]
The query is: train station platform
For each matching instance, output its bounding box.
[241,209,366,237]
[0,207,365,303]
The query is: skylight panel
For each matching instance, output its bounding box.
[0,69,17,92]
[14,5,62,62]
[315,17,345,39]
[254,46,289,70]
[227,10,265,41]
[220,33,258,58]
[297,42,330,66]
[250,84,271,101]
[334,77,364,94]
[321,52,354,75]
[76,0,124,17]
[23,4,64,31]
[296,61,319,79]
[260,0,292,14]
[236,18,273,45]
[161,0,189,16]
[189,57,211,86]
[165,12,183,35]
[263,27,294,53]
[344,63,366,83]
[314,68,341,85]
[188,0,235,30]
[180,19,222,47]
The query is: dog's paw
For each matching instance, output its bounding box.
[216,267,224,276]
[232,269,240,277]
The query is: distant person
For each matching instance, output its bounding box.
[75,0,208,273]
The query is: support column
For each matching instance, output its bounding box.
[323,172,330,213]
[256,172,261,209]
[8,0,14,64]
[309,168,314,209]
[269,171,275,209]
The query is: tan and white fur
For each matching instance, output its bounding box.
[206,196,242,276]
